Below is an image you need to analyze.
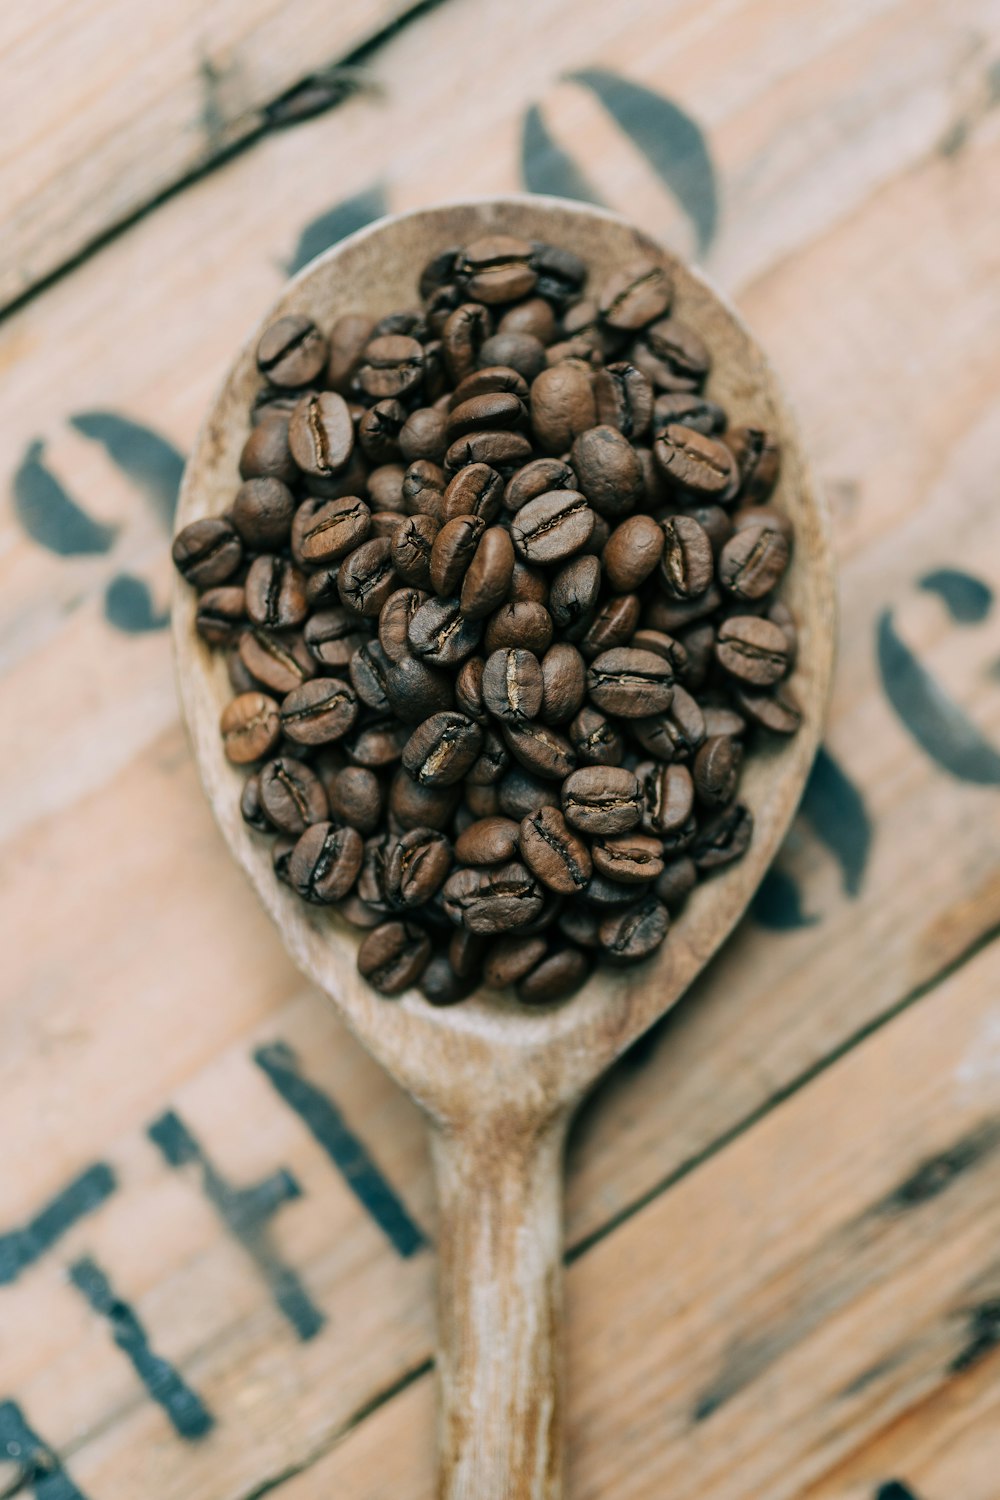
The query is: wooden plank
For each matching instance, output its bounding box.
[2,0,1000,1494]
[0,0,421,310]
[246,935,1000,1499]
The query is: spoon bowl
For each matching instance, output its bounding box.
[173,195,835,1499]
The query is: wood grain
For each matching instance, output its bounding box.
[2,0,1000,1494]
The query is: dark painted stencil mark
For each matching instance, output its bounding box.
[877,1121,1000,1215]
[0,1400,87,1499]
[70,412,184,528]
[568,69,719,252]
[800,746,872,897]
[950,1297,1000,1373]
[287,184,389,275]
[147,1109,324,1341]
[104,574,170,633]
[68,1257,213,1439]
[693,1331,779,1421]
[919,567,993,624]
[876,1485,921,1500]
[750,867,818,929]
[521,104,604,204]
[13,440,118,557]
[255,1041,427,1257]
[877,609,1000,784]
[265,67,365,128]
[0,1164,116,1286]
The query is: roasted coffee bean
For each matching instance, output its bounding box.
[736,684,802,735]
[502,720,576,781]
[293,495,371,567]
[420,956,476,1005]
[718,522,790,600]
[220,692,281,764]
[378,587,428,662]
[631,628,688,676]
[367,463,406,512]
[481,647,543,722]
[357,835,391,911]
[580,594,641,659]
[732,504,793,542]
[654,856,697,909]
[349,639,392,712]
[508,561,549,604]
[460,526,515,620]
[683,503,733,554]
[389,768,461,831]
[402,711,483,786]
[662,682,707,758]
[371,309,428,342]
[716,615,790,685]
[586,871,650,910]
[483,601,553,655]
[449,927,487,981]
[692,735,743,808]
[602,514,663,591]
[530,242,587,307]
[280,678,358,746]
[558,905,601,948]
[232,478,296,550]
[358,921,431,994]
[289,822,363,903]
[498,767,561,820]
[562,766,641,834]
[454,656,486,723]
[246,555,308,629]
[727,425,781,501]
[399,406,448,464]
[240,773,269,831]
[517,947,590,1003]
[239,417,298,484]
[402,459,447,519]
[465,782,501,817]
[442,463,504,524]
[479,331,547,383]
[587,647,674,718]
[339,893,384,928]
[455,817,521,866]
[767,599,798,663]
[653,392,726,435]
[356,335,425,401]
[381,827,452,908]
[570,425,644,517]
[288,391,354,478]
[259,756,329,834]
[655,425,739,500]
[240,628,315,694]
[445,429,533,474]
[343,715,409,768]
[326,765,382,834]
[451,366,530,408]
[659,514,714,598]
[569,706,625,766]
[391,513,439,588]
[593,361,654,440]
[702,704,747,739]
[466,728,510,785]
[419,247,461,299]
[539,643,586,725]
[504,457,576,512]
[530,360,596,454]
[692,802,753,870]
[196,586,245,645]
[599,258,672,330]
[338,537,399,618]
[645,584,722,634]
[302,608,364,668]
[447,391,527,441]
[252,387,314,425]
[498,297,557,343]
[358,399,406,463]
[325,313,374,392]
[441,861,543,934]
[384,654,454,723]
[458,235,537,304]
[599,896,669,962]
[510,489,594,565]
[592,832,665,884]
[483,934,548,988]
[257,315,328,387]
[408,595,482,666]
[172,518,242,588]
[634,317,709,392]
[227,634,258,692]
[518,806,591,894]
[548,555,601,630]
[430,515,486,596]
[639,761,694,835]
[443,303,492,384]
[674,623,714,689]
[272,836,296,885]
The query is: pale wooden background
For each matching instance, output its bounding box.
[2,1,1000,1497]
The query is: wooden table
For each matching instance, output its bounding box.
[2,1,1000,1496]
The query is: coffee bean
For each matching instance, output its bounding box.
[453,656,486,723]
[510,489,594,565]
[638,761,694,835]
[598,896,669,962]
[602,514,663,591]
[445,429,533,474]
[507,561,549,604]
[727,425,781,501]
[327,765,382,834]
[358,921,431,994]
[692,735,743,808]
[478,331,547,383]
[569,706,625,766]
[455,234,536,304]
[459,526,515,620]
[661,683,707,758]
[240,627,315,694]
[504,457,576,512]
[484,601,553,655]
[343,715,409,768]
[653,392,726,436]
[408,595,483,666]
[257,315,328,387]
[562,766,641,834]
[481,648,543,723]
[655,425,739,500]
[466,727,510,785]
[293,496,372,567]
[692,802,753,870]
[633,317,709,392]
[675,623,714,689]
[302,608,365,668]
[289,822,363,903]
[530,242,587,307]
[419,247,461,300]
[732,505,793,543]
[530,361,596,454]
[449,927,487,981]
[455,817,521,866]
[442,464,505,524]
[325,313,374,392]
[718,522,790,600]
[592,832,664,885]
[389,768,460,831]
[442,861,543,934]
[498,767,561,820]
[280,678,358,746]
[452,366,530,407]
[173,518,243,588]
[430,515,486,596]
[631,628,688,676]
[378,587,428,662]
[702,704,747,739]
[384,654,454,723]
[716,615,790,685]
[421,956,477,1005]
[399,406,448,464]
[599,258,672,331]
[358,399,406,463]
[465,782,501,817]
[246,555,308,629]
[645,585,722,634]
[735,684,802,735]
[356,335,425,401]
[443,303,492,384]
[580,594,641,659]
[196,585,245,645]
[518,805,591,894]
[390,513,439,589]
[402,459,447,519]
[381,827,452,908]
[220,692,281,764]
[498,297,557,343]
[402,711,483,786]
[502,717,576,780]
[517,947,590,1003]
[240,773,270,830]
[587,647,674,718]
[659,514,714,598]
[593,361,654,440]
[483,934,548,988]
[289,391,354,478]
[570,425,644,517]
[338,537,399,617]
[447,392,527,443]
[365,463,405,513]
[548,554,601,630]
[539,643,586,725]
[231,478,296,550]
[272,836,297,884]
[259,756,329,834]
[239,417,298,484]
[349,639,392,712]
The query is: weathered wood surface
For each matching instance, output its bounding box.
[2,0,1000,1495]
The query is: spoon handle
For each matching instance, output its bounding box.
[430,1111,570,1499]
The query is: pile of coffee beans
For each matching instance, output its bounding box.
[174,234,800,1006]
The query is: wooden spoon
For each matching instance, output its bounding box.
[173,195,835,1500]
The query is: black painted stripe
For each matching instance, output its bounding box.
[520,104,603,204]
[800,746,872,897]
[70,412,184,528]
[12,441,118,557]
[103,574,170,633]
[0,1400,87,1499]
[287,185,388,275]
[0,1164,116,1286]
[919,567,993,624]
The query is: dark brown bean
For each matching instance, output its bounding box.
[239,417,298,484]
[517,947,590,1003]
[593,361,654,440]
[382,827,452,908]
[478,331,547,383]
[455,817,521,866]
[391,513,439,588]
[539,643,586,725]
[599,258,672,330]
[293,495,371,566]
[735,684,802,734]
[256,316,328,388]
[232,478,296,550]
[447,391,527,441]
[288,391,355,478]
[634,317,709,392]
[655,424,739,500]
[443,303,492,384]
[598,896,669,962]
[603,514,664,591]
[172,518,243,588]
[280,678,358,745]
[441,861,543,934]
[483,935,548,988]
[727,425,781,501]
[569,706,625,766]
[326,766,382,834]
[220,692,281,764]
[408,595,483,666]
[196,586,245,644]
[326,313,375,393]
[692,803,753,870]
[715,615,791,685]
[389,768,461,831]
[659,514,714,598]
[441,464,505,524]
[580,594,641,659]
[510,489,594,565]
[451,366,530,407]
[518,806,592,894]
[358,921,431,994]
[289,822,363,903]
[259,756,329,834]
[693,736,743,808]
[592,832,665,884]
[338,537,399,618]
[430,515,486,596]
[530,360,596,454]
[718,522,790,600]
[459,234,537,304]
[484,601,553,655]
[587,647,674,718]
[246,555,308,629]
[402,712,483,786]
[638,762,694,836]
[460,526,515,620]
[445,429,533,474]
[562,767,641,834]
[240,628,315,694]
[570,425,644,517]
